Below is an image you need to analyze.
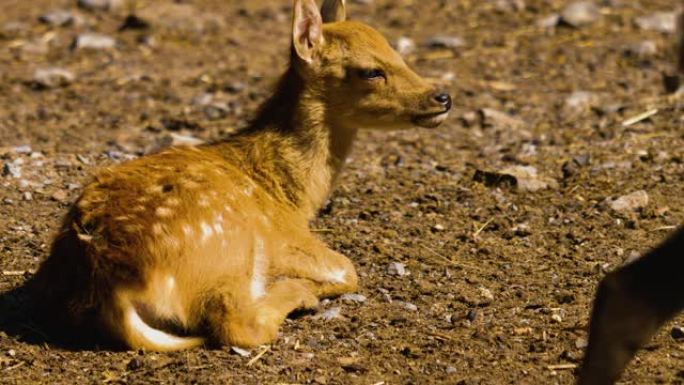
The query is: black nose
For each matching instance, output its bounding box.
[432,92,452,111]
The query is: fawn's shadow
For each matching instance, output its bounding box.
[0,280,99,351]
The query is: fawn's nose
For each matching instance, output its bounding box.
[432,92,452,111]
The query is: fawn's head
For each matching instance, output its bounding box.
[292,0,452,130]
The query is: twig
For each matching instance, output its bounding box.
[311,228,334,233]
[473,218,494,238]
[622,108,659,127]
[652,226,677,232]
[2,271,26,276]
[547,364,577,371]
[246,345,271,367]
[420,245,483,273]
[4,361,26,372]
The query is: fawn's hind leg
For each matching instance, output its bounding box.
[274,234,359,298]
[206,278,319,348]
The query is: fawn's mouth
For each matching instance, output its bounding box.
[412,111,450,128]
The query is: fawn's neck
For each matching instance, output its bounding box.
[232,66,357,216]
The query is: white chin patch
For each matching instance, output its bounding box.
[425,112,449,127]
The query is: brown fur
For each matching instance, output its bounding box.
[31,0,451,351]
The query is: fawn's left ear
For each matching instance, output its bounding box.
[321,0,346,23]
[292,0,324,63]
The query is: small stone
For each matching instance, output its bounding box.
[560,2,601,28]
[564,91,598,111]
[446,366,458,375]
[2,162,21,178]
[51,190,69,203]
[7,349,16,357]
[609,190,649,212]
[203,103,231,120]
[474,166,558,192]
[478,287,494,303]
[395,37,415,56]
[340,293,367,304]
[551,313,563,323]
[432,224,445,232]
[395,301,418,312]
[317,307,342,321]
[478,108,525,130]
[492,0,525,12]
[126,357,144,371]
[387,262,407,277]
[671,326,684,340]
[230,346,251,357]
[635,12,677,34]
[74,33,116,50]
[424,35,465,50]
[624,40,658,58]
[39,10,76,27]
[22,192,33,201]
[33,68,75,89]
[538,13,561,29]
[150,133,205,153]
[78,0,122,11]
[575,337,588,349]
[12,145,32,154]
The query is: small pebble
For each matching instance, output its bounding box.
[395,37,415,56]
[78,0,122,11]
[230,346,251,357]
[387,262,407,277]
[609,190,649,212]
[2,162,21,178]
[317,307,342,321]
[340,293,367,304]
[51,190,68,203]
[33,68,75,89]
[560,1,601,28]
[424,35,465,49]
[395,301,418,312]
[39,10,76,27]
[74,33,116,50]
[446,366,458,375]
[635,12,677,34]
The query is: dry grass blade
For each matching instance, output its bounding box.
[246,345,271,367]
[622,109,659,127]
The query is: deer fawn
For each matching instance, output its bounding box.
[578,8,684,385]
[30,0,452,351]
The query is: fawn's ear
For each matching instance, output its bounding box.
[292,0,324,63]
[321,0,346,23]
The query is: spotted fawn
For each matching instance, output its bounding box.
[31,0,452,351]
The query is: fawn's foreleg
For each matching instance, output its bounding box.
[206,278,319,348]
[275,234,359,298]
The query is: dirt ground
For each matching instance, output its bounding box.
[1,0,683,384]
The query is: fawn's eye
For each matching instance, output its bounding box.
[357,68,386,81]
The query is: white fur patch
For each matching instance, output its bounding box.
[325,269,347,284]
[126,306,188,350]
[200,222,213,242]
[250,238,267,300]
[156,206,173,218]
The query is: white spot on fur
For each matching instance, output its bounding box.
[165,198,181,207]
[147,185,164,194]
[251,238,267,300]
[156,207,173,218]
[200,222,213,242]
[325,269,347,284]
[152,223,164,235]
[182,224,194,236]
